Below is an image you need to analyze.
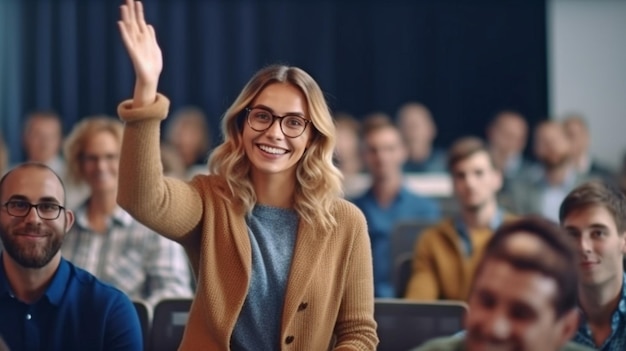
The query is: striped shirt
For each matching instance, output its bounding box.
[61,201,193,307]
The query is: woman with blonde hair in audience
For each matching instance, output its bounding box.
[115,0,377,349]
[62,115,192,308]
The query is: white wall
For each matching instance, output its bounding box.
[548,0,626,169]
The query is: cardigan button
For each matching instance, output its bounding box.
[285,335,294,344]
[297,302,308,311]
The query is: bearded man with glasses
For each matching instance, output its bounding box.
[0,163,142,351]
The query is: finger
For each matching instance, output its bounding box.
[118,21,133,49]
[147,25,156,41]
[126,0,138,30]
[136,1,148,33]
[120,4,130,25]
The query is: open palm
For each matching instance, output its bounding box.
[118,0,162,85]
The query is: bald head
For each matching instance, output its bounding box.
[0,163,66,205]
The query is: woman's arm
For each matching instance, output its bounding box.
[333,206,379,350]
[116,0,203,241]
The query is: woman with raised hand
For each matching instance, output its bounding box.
[116,0,378,350]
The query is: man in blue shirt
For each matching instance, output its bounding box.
[0,163,142,351]
[560,180,626,350]
[351,117,440,297]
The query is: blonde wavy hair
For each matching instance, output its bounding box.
[63,116,124,185]
[209,65,343,232]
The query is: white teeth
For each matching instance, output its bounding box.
[258,145,287,155]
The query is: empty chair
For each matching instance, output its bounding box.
[374,298,468,351]
[390,220,433,269]
[150,299,193,351]
[393,253,413,298]
[132,300,151,351]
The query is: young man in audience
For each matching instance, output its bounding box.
[506,120,588,221]
[563,115,614,181]
[405,137,511,301]
[414,217,591,351]
[395,102,447,173]
[351,116,440,298]
[559,180,626,350]
[0,163,142,350]
[61,117,193,308]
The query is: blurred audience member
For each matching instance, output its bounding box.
[334,112,365,197]
[506,121,587,221]
[164,106,212,179]
[351,116,440,297]
[563,114,614,180]
[160,142,187,179]
[62,116,193,308]
[413,217,590,351]
[22,111,65,176]
[486,110,534,184]
[560,180,626,350]
[0,163,142,350]
[396,102,446,173]
[405,137,512,301]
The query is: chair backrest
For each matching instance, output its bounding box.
[437,196,459,218]
[150,298,193,351]
[393,253,413,298]
[132,300,151,351]
[374,298,468,351]
[390,220,432,271]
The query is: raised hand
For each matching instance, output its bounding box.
[118,0,162,106]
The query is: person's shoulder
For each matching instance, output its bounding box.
[68,261,133,304]
[420,218,455,236]
[410,335,464,351]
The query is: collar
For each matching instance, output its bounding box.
[539,166,579,189]
[74,199,135,230]
[0,253,70,306]
[363,184,411,204]
[454,207,504,256]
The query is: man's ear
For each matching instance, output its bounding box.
[64,209,75,232]
[556,308,579,347]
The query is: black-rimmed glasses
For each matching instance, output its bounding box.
[246,107,311,138]
[3,200,66,220]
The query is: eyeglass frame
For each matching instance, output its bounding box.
[245,107,311,138]
[3,200,66,220]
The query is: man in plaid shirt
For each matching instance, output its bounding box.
[61,117,192,308]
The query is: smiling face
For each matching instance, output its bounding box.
[0,166,74,269]
[563,205,626,287]
[465,259,574,351]
[242,83,313,178]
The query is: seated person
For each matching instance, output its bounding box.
[505,121,589,222]
[405,137,512,301]
[351,117,440,297]
[560,180,626,349]
[61,117,193,308]
[0,163,142,350]
[563,114,614,181]
[414,217,592,351]
[395,102,447,173]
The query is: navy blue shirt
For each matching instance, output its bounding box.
[0,255,142,351]
[352,186,440,297]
